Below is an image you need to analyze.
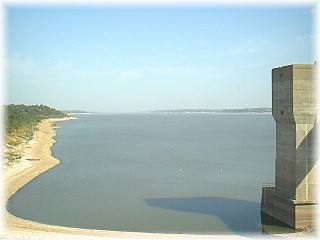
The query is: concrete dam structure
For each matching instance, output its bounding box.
[261,64,317,229]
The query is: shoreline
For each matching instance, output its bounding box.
[2,117,312,239]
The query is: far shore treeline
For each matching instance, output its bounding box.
[4,104,68,165]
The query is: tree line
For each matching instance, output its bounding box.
[5,104,68,135]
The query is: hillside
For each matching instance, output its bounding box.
[4,104,68,165]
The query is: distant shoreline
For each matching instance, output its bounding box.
[147,112,272,115]
[63,107,272,115]
[151,108,272,114]
[68,111,273,115]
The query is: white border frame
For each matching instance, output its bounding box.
[0,0,319,239]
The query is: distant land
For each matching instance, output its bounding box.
[63,110,89,113]
[152,107,272,113]
[63,108,272,114]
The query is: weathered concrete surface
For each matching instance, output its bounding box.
[261,64,318,230]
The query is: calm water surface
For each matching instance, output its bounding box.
[9,113,287,234]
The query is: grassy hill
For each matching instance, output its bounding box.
[4,104,68,165]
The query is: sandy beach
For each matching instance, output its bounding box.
[1,118,313,240]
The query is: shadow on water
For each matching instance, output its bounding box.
[145,196,262,234]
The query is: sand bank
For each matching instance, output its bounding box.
[2,118,308,240]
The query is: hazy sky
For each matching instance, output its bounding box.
[6,5,314,112]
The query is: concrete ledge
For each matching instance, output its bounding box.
[261,187,317,230]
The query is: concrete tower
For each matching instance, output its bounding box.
[261,64,317,229]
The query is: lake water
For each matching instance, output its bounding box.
[8,113,291,234]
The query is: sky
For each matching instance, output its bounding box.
[6,5,314,112]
